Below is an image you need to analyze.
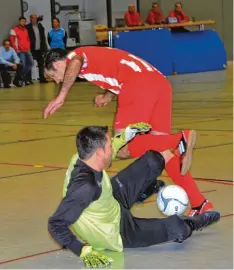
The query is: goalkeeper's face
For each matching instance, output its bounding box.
[102,134,113,169]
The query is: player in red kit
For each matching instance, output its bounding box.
[43,47,215,216]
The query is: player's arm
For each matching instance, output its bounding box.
[48,173,98,257]
[95,90,116,107]
[103,90,116,104]
[59,55,83,100]
[43,54,84,118]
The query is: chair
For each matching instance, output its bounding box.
[93,24,108,45]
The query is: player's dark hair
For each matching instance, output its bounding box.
[44,48,67,70]
[76,126,109,160]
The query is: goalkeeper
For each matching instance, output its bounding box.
[48,123,220,268]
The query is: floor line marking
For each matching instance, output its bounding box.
[0,162,233,186]
[0,212,232,266]
[0,168,62,179]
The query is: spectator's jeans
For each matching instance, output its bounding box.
[18,52,34,82]
[0,64,22,87]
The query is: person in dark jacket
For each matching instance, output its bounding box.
[26,14,48,83]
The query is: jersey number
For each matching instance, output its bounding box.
[120,54,160,73]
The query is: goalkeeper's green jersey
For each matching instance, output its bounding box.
[63,153,123,252]
[47,136,127,255]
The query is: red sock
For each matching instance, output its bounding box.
[165,156,205,208]
[128,133,182,158]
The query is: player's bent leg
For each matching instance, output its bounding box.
[165,155,206,207]
[127,133,183,157]
[112,151,165,209]
[179,130,197,175]
[116,145,130,159]
[122,211,220,249]
[126,129,197,176]
[121,213,192,248]
[115,134,213,213]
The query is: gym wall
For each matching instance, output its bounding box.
[0,0,22,42]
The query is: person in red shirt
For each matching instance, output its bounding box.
[124,4,144,27]
[168,2,189,23]
[10,17,34,85]
[146,2,165,25]
[43,47,215,216]
[167,2,190,33]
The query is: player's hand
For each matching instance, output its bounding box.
[94,94,111,107]
[119,122,152,143]
[43,94,65,119]
[80,246,112,268]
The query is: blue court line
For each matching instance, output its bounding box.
[0,134,76,146]
[172,104,233,110]
[0,121,84,127]
[172,118,223,126]
[172,100,232,103]
[0,98,93,102]
[195,142,232,150]
[180,128,232,132]
[0,168,62,179]
[0,115,232,129]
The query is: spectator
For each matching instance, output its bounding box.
[146,2,165,25]
[48,18,67,50]
[167,2,190,32]
[0,39,22,88]
[124,4,144,27]
[26,14,48,83]
[10,17,34,85]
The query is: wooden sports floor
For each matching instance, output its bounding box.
[0,64,233,269]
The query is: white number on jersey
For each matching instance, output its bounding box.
[120,54,161,74]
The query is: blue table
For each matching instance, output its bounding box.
[113,28,227,75]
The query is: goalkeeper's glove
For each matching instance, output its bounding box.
[80,246,112,268]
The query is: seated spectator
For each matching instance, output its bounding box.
[146,2,165,25]
[167,2,190,32]
[0,39,22,88]
[10,16,34,85]
[124,4,144,27]
[168,2,189,22]
[48,18,67,50]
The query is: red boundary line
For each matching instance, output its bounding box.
[0,213,233,266]
[0,162,233,186]
[0,248,62,265]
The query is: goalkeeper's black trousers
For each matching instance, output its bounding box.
[111,151,192,248]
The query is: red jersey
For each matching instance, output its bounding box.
[146,10,165,24]
[66,47,165,95]
[124,11,143,26]
[167,10,189,23]
[10,25,31,53]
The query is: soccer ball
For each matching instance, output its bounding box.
[157,185,189,216]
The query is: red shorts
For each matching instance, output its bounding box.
[114,75,172,134]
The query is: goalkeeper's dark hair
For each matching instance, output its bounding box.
[44,48,67,70]
[76,126,109,160]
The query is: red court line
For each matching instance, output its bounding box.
[0,248,62,265]
[0,213,232,266]
[0,162,233,186]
